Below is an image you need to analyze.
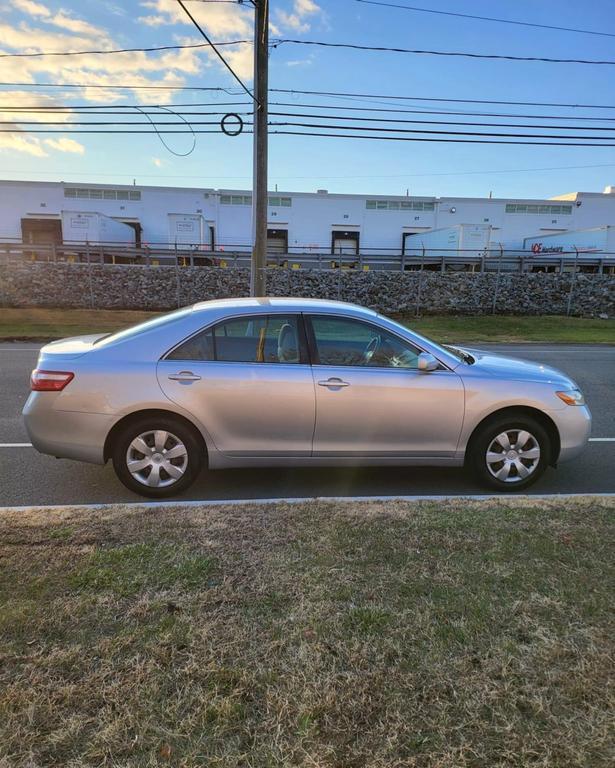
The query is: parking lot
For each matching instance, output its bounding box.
[1,341,614,506]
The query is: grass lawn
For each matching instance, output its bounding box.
[398,313,615,344]
[0,307,614,343]
[0,308,156,341]
[0,498,613,767]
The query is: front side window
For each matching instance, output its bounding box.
[310,316,422,369]
[167,314,303,364]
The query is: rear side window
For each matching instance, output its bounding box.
[167,314,304,364]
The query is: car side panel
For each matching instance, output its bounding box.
[453,372,587,461]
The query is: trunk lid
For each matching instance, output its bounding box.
[38,334,105,361]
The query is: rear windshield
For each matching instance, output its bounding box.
[94,306,194,347]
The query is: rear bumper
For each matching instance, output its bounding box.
[553,404,592,463]
[23,393,111,465]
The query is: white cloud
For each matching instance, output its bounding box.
[44,137,85,154]
[275,0,323,34]
[0,134,48,157]
[276,12,310,34]
[286,58,313,67]
[12,0,50,18]
[49,11,102,38]
[295,0,321,15]
[138,15,166,27]
[11,1,110,40]
[138,0,252,37]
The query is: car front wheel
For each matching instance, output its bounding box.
[469,416,550,491]
[112,416,203,498]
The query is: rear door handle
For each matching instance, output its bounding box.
[318,377,350,388]
[168,371,202,382]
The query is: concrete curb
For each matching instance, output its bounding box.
[1,492,614,514]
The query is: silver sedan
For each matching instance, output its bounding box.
[23,298,591,497]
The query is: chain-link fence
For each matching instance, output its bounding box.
[1,248,614,317]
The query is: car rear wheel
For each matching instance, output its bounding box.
[112,416,203,498]
[469,416,550,491]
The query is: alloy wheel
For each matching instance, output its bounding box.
[126,429,188,488]
[485,429,541,484]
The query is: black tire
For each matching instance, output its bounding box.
[112,415,204,498]
[468,415,551,492]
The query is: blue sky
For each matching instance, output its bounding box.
[1,0,615,198]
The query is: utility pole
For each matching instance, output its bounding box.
[251,0,268,297]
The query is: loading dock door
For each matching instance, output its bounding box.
[267,229,288,254]
[118,221,141,247]
[21,218,62,245]
[331,230,359,255]
[401,230,431,255]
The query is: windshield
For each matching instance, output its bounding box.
[94,306,194,347]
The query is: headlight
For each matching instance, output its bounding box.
[556,389,585,406]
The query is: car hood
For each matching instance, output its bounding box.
[452,346,577,387]
[39,333,105,360]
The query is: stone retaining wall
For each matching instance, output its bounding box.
[1,262,613,316]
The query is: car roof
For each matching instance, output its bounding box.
[191,297,379,318]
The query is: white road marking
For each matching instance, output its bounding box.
[1,438,614,449]
[0,492,614,514]
[0,443,32,447]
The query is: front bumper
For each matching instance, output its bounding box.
[552,404,592,463]
[23,392,112,465]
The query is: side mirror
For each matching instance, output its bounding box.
[417,352,439,372]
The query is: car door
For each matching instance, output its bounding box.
[307,314,465,457]
[157,313,315,457]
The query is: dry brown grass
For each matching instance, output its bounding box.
[0,308,158,340]
[2,308,615,343]
[0,498,613,767]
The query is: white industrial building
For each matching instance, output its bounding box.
[1,178,615,256]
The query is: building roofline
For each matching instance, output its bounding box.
[0,178,610,206]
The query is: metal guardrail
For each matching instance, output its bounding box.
[1,241,615,273]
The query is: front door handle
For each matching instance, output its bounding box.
[318,377,350,388]
[168,371,202,382]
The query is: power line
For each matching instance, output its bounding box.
[5,123,614,146]
[0,82,237,91]
[269,101,615,123]
[269,121,615,141]
[6,38,615,66]
[5,81,615,110]
[270,88,615,111]
[270,129,615,147]
[353,0,615,39]
[133,105,197,157]
[7,100,615,124]
[0,120,232,126]
[0,40,250,59]
[0,128,251,134]
[174,0,256,103]
[268,112,615,132]
[1,105,250,114]
[273,39,615,65]
[11,113,615,133]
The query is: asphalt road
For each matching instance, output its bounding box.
[1,342,614,506]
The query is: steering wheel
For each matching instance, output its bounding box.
[363,334,381,363]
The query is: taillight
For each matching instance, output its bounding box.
[31,369,74,392]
